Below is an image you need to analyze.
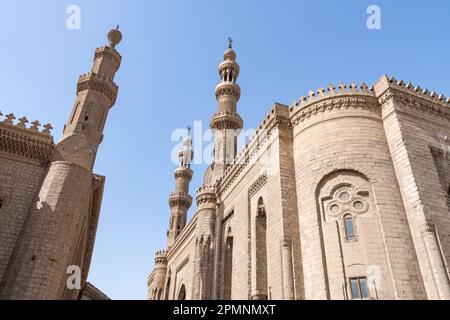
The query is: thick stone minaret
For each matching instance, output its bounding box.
[0,28,122,299]
[167,128,194,248]
[210,38,243,181]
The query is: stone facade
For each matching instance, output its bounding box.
[148,42,450,300]
[0,29,122,300]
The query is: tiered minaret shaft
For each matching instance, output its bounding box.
[210,38,243,181]
[0,28,122,299]
[167,128,194,248]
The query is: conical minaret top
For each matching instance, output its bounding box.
[210,38,243,180]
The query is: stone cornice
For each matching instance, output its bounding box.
[174,167,193,181]
[210,111,243,130]
[77,72,119,106]
[196,185,217,205]
[0,118,54,163]
[375,75,450,120]
[215,82,241,100]
[248,173,268,198]
[289,83,378,127]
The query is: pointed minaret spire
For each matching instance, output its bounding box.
[210,38,243,181]
[167,127,194,248]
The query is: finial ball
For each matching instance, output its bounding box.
[108,26,122,49]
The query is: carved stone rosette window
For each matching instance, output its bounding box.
[323,186,370,242]
[326,187,369,219]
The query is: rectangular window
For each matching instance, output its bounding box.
[344,216,356,241]
[350,277,370,299]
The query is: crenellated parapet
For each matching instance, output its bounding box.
[77,72,119,106]
[289,82,378,127]
[0,110,54,162]
[196,185,217,206]
[154,250,168,266]
[374,75,450,119]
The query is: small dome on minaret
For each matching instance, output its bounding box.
[218,37,240,83]
[108,25,122,49]
[223,37,237,61]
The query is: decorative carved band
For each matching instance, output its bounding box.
[154,250,168,265]
[174,167,193,181]
[210,112,243,130]
[215,82,241,100]
[290,95,379,127]
[379,89,450,120]
[77,72,119,105]
[248,173,268,198]
[168,192,193,209]
[0,125,54,163]
[196,185,216,205]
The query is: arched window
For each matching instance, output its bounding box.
[344,214,356,241]
[255,197,268,300]
[177,284,186,300]
[223,234,234,300]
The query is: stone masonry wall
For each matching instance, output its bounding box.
[0,155,47,284]
[291,90,425,299]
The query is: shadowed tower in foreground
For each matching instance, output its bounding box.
[0,28,123,300]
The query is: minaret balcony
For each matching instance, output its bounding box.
[210,111,243,130]
[215,82,241,100]
[168,192,193,209]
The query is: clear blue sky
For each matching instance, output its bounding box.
[0,0,449,300]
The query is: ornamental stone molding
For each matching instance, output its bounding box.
[168,192,193,209]
[325,186,370,220]
[210,112,243,130]
[375,75,450,119]
[196,185,217,205]
[248,173,268,198]
[215,82,241,100]
[77,72,119,106]
[174,167,193,181]
[289,82,379,127]
[0,111,54,163]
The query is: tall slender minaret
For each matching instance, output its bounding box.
[210,38,243,181]
[167,127,194,248]
[0,28,122,299]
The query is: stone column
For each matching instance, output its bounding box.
[281,238,295,300]
[420,222,450,300]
